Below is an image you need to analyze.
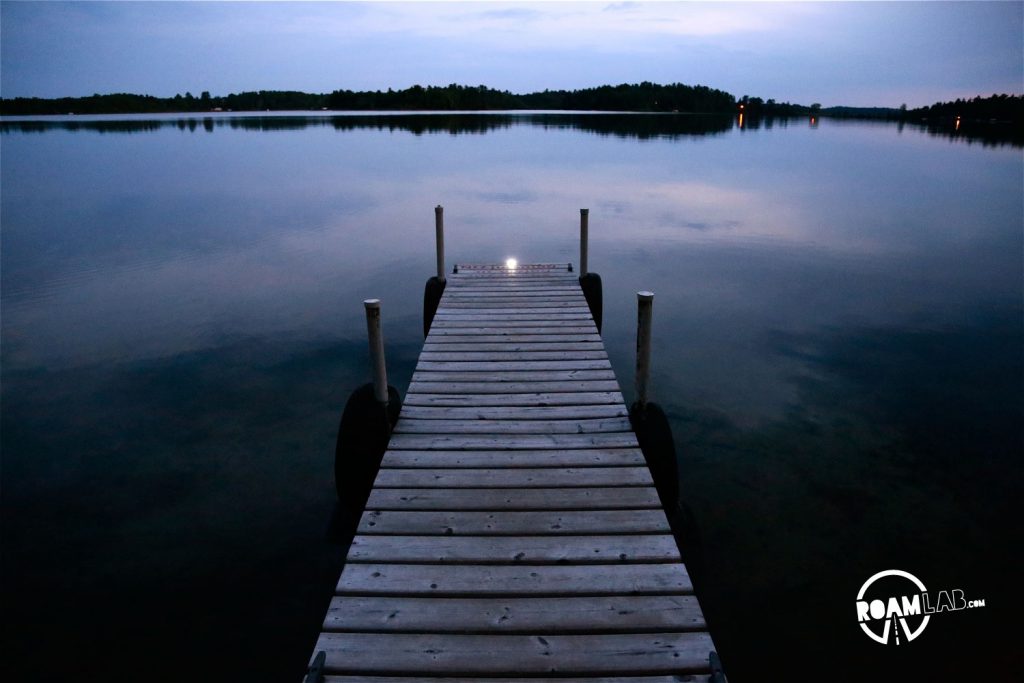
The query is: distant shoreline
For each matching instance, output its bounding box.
[2,84,1019,128]
[3,108,1020,149]
[0,82,809,118]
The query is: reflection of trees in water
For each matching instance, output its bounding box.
[2,113,1019,146]
[0,113,732,140]
[917,120,1023,149]
[1,120,167,135]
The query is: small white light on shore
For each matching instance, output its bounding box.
[505,258,518,270]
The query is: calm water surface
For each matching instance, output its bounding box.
[2,113,1021,681]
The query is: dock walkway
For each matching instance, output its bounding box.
[310,263,718,681]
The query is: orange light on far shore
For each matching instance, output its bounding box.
[955,116,961,131]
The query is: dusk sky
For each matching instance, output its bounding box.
[1,1,1021,108]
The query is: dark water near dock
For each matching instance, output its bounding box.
[2,112,1021,681]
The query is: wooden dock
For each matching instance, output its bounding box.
[309,263,719,681]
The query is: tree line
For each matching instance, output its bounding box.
[910,93,1023,123]
[1,84,1020,124]
[0,82,736,115]
[0,90,328,115]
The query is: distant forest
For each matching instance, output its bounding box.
[1,82,741,115]
[1,84,1021,124]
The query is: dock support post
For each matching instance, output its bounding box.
[629,289,677,511]
[304,651,326,683]
[423,206,448,337]
[364,299,389,405]
[435,205,446,282]
[578,208,602,332]
[635,291,654,408]
[579,208,589,276]
[335,300,401,517]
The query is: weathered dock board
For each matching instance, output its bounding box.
[310,263,718,681]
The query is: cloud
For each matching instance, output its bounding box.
[604,2,641,12]
[477,7,544,21]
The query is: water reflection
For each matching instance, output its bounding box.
[4,111,1017,146]
[1,112,733,140]
[2,113,1021,681]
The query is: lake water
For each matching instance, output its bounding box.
[2,112,1021,681]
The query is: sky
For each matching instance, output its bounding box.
[1,1,1021,108]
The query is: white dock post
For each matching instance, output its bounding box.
[579,208,589,276]
[364,299,389,405]
[635,291,654,408]
[435,205,446,282]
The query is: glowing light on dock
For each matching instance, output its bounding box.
[505,258,518,270]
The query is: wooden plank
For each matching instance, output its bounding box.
[386,433,639,450]
[432,313,594,321]
[396,405,628,421]
[450,271,571,274]
[444,288,584,295]
[455,264,569,269]
[313,631,714,675]
[433,311,590,319]
[323,594,703,633]
[448,281,579,286]
[445,292,586,299]
[455,265,570,270]
[419,359,612,370]
[434,301,587,307]
[336,562,694,596]
[407,374,614,385]
[455,271,574,275]
[443,292,584,298]
[455,266,571,271]
[452,268,570,273]
[449,280,578,285]
[406,380,622,394]
[453,270,572,275]
[357,509,669,536]
[422,334,602,344]
[451,272,572,277]
[346,534,681,564]
[324,676,712,683]
[449,276,576,281]
[435,310,592,318]
[402,391,625,406]
[446,281,579,288]
[431,317,594,325]
[393,417,633,435]
[421,341,606,352]
[438,301,589,308]
[440,305,593,313]
[432,317,594,324]
[419,350,607,361]
[411,360,610,370]
[429,318,594,328]
[441,301,588,308]
[427,327,598,336]
[381,448,645,468]
[444,291,585,297]
[439,302,590,310]
[365,487,662,511]
[372,467,652,488]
